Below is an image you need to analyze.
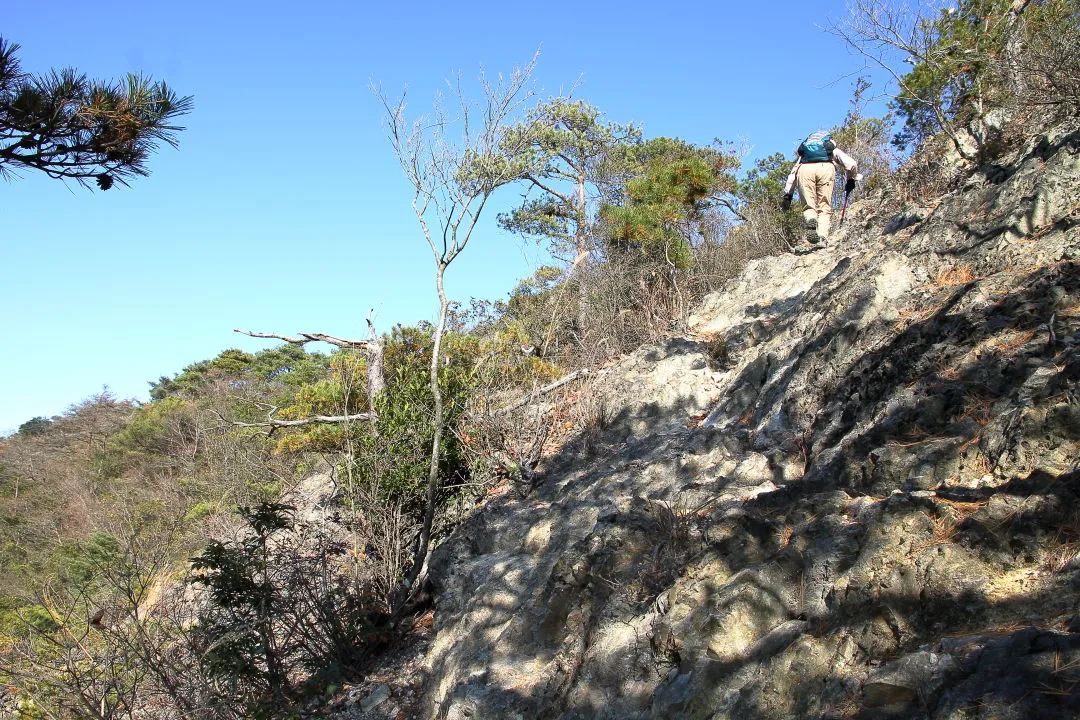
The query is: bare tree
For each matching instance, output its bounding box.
[829,0,983,158]
[234,308,386,424]
[375,55,540,598]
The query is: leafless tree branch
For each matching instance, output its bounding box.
[234,328,372,350]
[231,413,376,429]
[490,368,591,418]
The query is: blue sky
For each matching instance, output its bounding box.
[0,0,890,433]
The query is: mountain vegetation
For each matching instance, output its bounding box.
[2,0,1078,716]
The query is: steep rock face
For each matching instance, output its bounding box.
[413,124,1080,719]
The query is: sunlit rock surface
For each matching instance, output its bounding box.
[342,122,1080,719]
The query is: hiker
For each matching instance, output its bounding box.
[781,130,859,250]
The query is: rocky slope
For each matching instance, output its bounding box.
[342,122,1080,719]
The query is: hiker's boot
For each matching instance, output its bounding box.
[790,234,813,253]
[802,227,821,250]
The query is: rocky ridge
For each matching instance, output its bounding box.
[340,121,1080,719]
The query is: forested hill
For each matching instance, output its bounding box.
[2,2,1079,717]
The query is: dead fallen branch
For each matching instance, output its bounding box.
[490,368,591,418]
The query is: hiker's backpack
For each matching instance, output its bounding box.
[797,131,836,163]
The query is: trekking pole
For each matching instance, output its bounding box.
[838,171,861,229]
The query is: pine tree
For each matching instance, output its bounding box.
[0,37,191,189]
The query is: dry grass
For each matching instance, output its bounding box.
[889,263,980,332]
[910,499,986,554]
[1053,651,1080,677]
[934,355,964,380]
[635,498,698,603]
[931,515,959,548]
[893,290,955,329]
[957,393,997,453]
[944,620,1030,640]
[819,697,862,718]
[968,328,1039,359]
[575,396,612,456]
[932,263,979,288]
[1038,654,1080,697]
[895,302,939,326]
[1043,509,1080,575]
[888,437,945,448]
[935,497,988,515]
[777,524,795,550]
[892,136,969,203]
[932,507,971,545]
[960,393,996,425]
[701,333,730,367]
[1045,542,1080,575]
[911,515,961,554]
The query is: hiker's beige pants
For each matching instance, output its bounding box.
[797,162,836,240]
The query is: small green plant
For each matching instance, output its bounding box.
[703,334,730,367]
[190,503,380,716]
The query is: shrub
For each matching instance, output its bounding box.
[191,503,381,716]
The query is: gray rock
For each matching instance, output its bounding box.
[360,684,391,712]
[863,651,957,707]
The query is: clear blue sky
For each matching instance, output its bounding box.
[0,0,890,433]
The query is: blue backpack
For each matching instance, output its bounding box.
[797,131,836,163]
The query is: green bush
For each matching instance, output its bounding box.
[191,503,380,717]
[52,531,120,586]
